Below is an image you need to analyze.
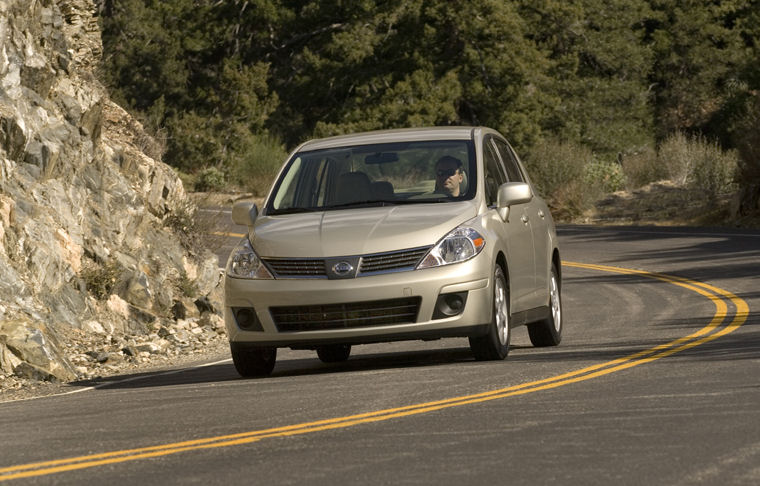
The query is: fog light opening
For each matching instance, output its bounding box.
[432,292,469,320]
[444,294,464,312]
[233,307,263,331]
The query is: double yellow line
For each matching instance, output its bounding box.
[0,262,749,481]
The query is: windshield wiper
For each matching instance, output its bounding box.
[268,207,320,215]
[323,200,392,209]
[323,198,457,210]
[389,198,452,204]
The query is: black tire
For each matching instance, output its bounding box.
[469,265,510,361]
[230,342,277,377]
[316,344,352,363]
[528,263,562,347]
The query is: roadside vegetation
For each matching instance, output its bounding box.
[96,0,760,225]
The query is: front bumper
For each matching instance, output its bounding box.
[224,254,493,347]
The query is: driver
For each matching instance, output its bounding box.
[434,156,464,197]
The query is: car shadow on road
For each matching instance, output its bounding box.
[70,345,539,391]
[69,309,758,392]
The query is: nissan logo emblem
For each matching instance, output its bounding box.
[332,261,353,275]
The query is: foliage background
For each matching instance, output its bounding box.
[96,0,760,219]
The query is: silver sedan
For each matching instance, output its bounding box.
[224,126,562,376]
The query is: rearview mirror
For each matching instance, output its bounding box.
[231,201,258,227]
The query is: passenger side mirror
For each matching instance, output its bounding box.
[496,182,532,222]
[231,201,259,227]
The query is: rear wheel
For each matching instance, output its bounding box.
[469,265,510,360]
[528,263,562,347]
[230,343,277,377]
[316,344,352,363]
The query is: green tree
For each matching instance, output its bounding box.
[647,0,749,139]
[261,0,550,148]
[521,0,656,159]
[727,1,760,214]
[99,0,281,180]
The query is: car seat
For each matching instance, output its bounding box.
[335,171,372,205]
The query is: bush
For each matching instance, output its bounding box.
[583,160,626,194]
[228,133,288,196]
[621,146,665,189]
[691,146,738,200]
[164,200,203,253]
[659,132,738,199]
[195,167,227,192]
[80,258,121,300]
[522,138,590,197]
[522,138,598,219]
[174,270,198,297]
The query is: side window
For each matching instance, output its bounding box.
[493,139,525,183]
[483,139,507,206]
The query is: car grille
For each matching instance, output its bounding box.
[358,247,430,275]
[270,297,421,332]
[264,259,326,278]
[262,246,431,279]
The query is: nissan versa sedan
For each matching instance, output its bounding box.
[225,126,562,377]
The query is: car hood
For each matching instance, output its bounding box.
[251,201,479,257]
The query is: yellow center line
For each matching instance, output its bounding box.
[0,261,749,481]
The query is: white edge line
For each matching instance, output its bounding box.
[2,359,233,403]
[198,209,231,214]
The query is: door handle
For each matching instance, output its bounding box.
[521,214,529,224]
[538,210,545,219]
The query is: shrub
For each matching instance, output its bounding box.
[658,132,693,186]
[80,258,121,300]
[621,146,665,189]
[228,133,288,196]
[164,200,203,254]
[195,167,227,192]
[522,138,590,198]
[175,270,198,297]
[522,138,597,219]
[690,145,739,200]
[659,132,738,199]
[583,160,626,194]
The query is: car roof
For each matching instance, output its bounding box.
[296,126,501,152]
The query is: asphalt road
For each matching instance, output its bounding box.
[1,221,759,485]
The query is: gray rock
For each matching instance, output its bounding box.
[0,0,223,385]
[125,271,152,309]
[0,319,76,382]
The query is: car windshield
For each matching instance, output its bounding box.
[266,140,476,214]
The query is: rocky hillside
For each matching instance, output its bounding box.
[0,0,224,385]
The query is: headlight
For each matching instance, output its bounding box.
[226,238,274,279]
[417,227,485,269]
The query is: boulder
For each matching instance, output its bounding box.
[0,319,77,382]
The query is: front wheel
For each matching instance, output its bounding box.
[527,263,562,347]
[230,343,277,377]
[469,265,510,361]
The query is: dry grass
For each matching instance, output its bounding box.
[580,180,760,227]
